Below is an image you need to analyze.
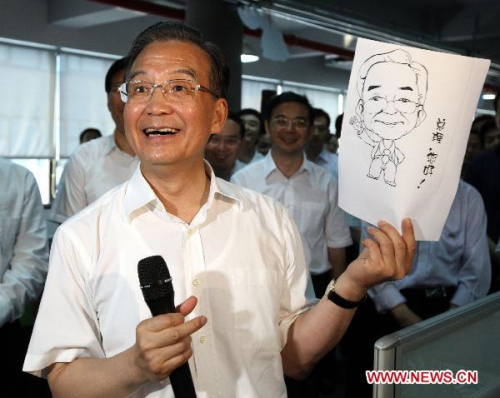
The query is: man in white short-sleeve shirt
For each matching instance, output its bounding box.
[232,92,352,297]
[24,22,416,398]
[49,57,138,224]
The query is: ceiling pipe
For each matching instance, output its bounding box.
[90,0,498,89]
[90,0,354,59]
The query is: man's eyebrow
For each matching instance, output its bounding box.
[173,68,197,80]
[127,70,145,81]
[126,68,198,81]
[367,85,380,91]
[399,86,414,91]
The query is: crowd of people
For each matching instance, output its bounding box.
[0,20,498,398]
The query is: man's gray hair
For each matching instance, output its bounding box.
[356,48,428,105]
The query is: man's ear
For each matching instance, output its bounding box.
[211,98,228,134]
[264,120,271,136]
[415,107,427,128]
[356,99,364,118]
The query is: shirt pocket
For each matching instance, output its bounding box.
[299,202,327,241]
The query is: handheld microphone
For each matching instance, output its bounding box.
[138,255,197,398]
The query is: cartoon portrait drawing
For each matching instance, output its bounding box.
[350,48,428,187]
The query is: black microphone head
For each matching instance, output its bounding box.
[138,255,172,301]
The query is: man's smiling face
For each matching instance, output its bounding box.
[360,62,425,140]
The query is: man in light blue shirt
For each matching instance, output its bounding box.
[0,158,49,395]
[367,180,491,328]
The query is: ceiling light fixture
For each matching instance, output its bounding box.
[241,42,260,63]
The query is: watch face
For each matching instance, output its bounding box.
[325,279,336,296]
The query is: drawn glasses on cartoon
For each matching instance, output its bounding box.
[364,96,420,114]
[119,80,219,104]
[271,117,310,130]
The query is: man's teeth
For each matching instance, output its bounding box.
[144,128,178,136]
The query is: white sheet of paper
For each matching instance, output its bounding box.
[339,39,490,241]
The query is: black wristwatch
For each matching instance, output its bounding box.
[325,279,367,309]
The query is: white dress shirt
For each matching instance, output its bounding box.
[49,134,138,223]
[24,164,315,398]
[0,158,48,327]
[231,153,352,275]
[367,180,491,313]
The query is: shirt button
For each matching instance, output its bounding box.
[200,336,207,344]
[193,279,200,286]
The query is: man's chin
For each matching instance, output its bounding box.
[370,127,409,140]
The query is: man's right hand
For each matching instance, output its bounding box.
[133,296,207,382]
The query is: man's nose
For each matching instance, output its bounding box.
[384,100,398,114]
[146,87,174,115]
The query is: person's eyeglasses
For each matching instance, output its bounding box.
[271,117,309,130]
[364,96,419,114]
[119,79,219,104]
[207,135,241,147]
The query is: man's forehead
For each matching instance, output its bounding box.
[314,116,328,126]
[363,62,418,92]
[272,101,309,117]
[221,120,241,136]
[129,40,210,80]
[240,114,260,123]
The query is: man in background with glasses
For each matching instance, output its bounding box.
[233,92,352,290]
[49,57,138,224]
[25,23,415,398]
[351,48,428,187]
[204,113,245,181]
[232,92,353,397]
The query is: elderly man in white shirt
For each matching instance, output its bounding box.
[49,56,138,224]
[24,22,415,398]
[0,158,49,394]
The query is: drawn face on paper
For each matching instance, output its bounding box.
[359,62,426,140]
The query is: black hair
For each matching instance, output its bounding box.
[262,91,313,123]
[478,118,498,147]
[125,21,230,99]
[335,114,344,138]
[105,57,129,93]
[237,108,261,119]
[79,128,102,143]
[312,108,331,128]
[471,114,495,134]
[226,112,245,139]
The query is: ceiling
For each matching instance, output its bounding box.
[236,0,500,89]
[74,0,500,91]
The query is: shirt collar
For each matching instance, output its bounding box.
[123,161,240,222]
[102,134,117,156]
[264,151,311,179]
[104,134,137,159]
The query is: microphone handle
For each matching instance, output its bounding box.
[146,297,197,398]
[170,363,197,398]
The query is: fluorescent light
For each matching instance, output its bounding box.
[483,94,496,100]
[241,54,259,63]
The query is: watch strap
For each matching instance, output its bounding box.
[325,279,366,309]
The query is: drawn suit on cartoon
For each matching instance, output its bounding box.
[350,48,428,187]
